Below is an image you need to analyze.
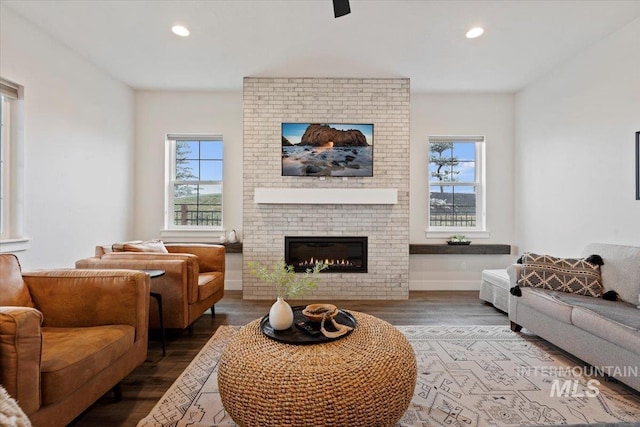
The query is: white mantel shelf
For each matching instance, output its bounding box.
[254,188,398,205]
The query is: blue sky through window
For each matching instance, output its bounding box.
[429,141,476,190]
[176,141,223,181]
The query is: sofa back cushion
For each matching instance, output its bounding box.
[0,254,35,307]
[583,243,640,305]
[165,244,225,273]
[517,252,603,297]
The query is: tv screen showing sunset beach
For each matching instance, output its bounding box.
[282,123,373,177]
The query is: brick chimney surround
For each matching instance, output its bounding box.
[243,77,410,299]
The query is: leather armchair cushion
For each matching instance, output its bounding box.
[40,325,134,406]
[198,272,225,300]
[24,270,145,330]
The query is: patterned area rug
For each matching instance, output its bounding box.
[137,325,640,427]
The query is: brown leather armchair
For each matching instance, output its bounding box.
[75,243,225,330]
[0,254,149,427]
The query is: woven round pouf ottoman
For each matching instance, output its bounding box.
[217,311,417,427]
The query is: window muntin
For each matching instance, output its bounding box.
[0,78,28,250]
[428,136,485,232]
[168,137,223,229]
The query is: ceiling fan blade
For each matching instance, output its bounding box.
[333,0,351,18]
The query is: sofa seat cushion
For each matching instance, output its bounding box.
[198,272,224,301]
[553,292,640,330]
[40,325,135,405]
[550,293,640,355]
[518,288,574,324]
[571,306,640,355]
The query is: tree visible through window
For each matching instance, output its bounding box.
[168,136,223,228]
[428,136,485,230]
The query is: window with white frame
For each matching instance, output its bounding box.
[1,79,20,244]
[166,135,223,229]
[0,94,10,239]
[428,136,486,234]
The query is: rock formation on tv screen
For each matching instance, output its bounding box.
[300,124,369,147]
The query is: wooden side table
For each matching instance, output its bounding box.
[217,311,417,426]
[141,269,166,356]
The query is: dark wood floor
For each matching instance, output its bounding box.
[69,290,507,426]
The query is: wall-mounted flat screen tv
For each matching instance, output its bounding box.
[282,123,373,177]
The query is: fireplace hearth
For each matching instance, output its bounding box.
[285,236,368,273]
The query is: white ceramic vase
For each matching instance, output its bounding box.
[269,297,294,330]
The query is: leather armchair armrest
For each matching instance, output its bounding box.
[23,270,150,340]
[165,244,226,273]
[0,306,43,414]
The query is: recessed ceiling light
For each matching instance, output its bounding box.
[172,25,190,37]
[466,27,484,39]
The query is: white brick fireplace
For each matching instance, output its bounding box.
[242,77,410,299]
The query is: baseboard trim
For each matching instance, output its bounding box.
[224,279,243,291]
[410,280,480,291]
[226,280,479,292]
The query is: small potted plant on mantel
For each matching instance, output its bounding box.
[248,259,328,330]
[447,235,471,245]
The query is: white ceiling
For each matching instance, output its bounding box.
[4,0,640,92]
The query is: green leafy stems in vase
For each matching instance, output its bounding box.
[248,259,328,299]
[249,259,328,330]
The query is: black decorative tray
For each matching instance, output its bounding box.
[447,241,471,245]
[260,306,356,345]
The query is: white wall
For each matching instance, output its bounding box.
[515,18,640,256]
[409,93,516,289]
[4,5,635,291]
[0,6,135,269]
[133,90,244,288]
[135,90,514,292]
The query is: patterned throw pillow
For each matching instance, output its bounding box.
[517,252,604,297]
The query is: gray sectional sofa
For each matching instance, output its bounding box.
[507,243,640,391]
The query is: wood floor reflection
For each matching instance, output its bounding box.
[68,290,508,426]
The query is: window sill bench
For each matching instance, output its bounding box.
[409,244,511,255]
[223,242,243,253]
[214,243,512,255]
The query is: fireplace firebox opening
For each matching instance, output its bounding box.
[285,236,368,273]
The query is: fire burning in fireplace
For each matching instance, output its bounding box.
[297,257,355,269]
[285,236,367,273]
